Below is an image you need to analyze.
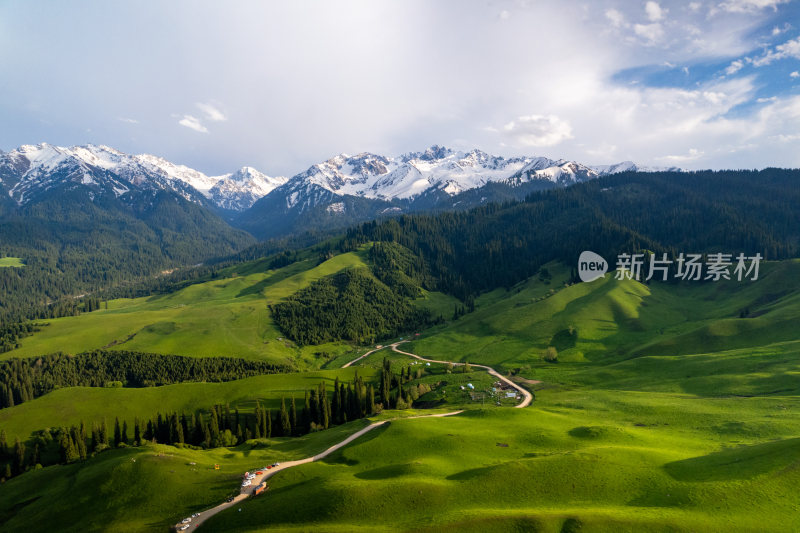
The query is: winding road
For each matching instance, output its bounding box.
[389,341,533,408]
[182,341,531,530]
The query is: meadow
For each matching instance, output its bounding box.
[0,367,376,444]
[198,388,800,532]
[0,257,23,267]
[0,420,374,532]
[2,256,800,532]
[0,251,372,366]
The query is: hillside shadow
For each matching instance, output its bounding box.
[664,437,800,482]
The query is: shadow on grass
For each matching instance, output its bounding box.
[664,437,800,482]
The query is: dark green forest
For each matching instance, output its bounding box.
[271,267,433,345]
[0,189,253,326]
[339,169,800,299]
[0,351,291,409]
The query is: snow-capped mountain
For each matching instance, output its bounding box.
[1,142,678,241]
[0,143,210,207]
[208,167,288,211]
[260,145,663,214]
[236,145,677,240]
[0,143,284,211]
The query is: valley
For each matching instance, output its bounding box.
[4,2,800,530]
[2,227,799,531]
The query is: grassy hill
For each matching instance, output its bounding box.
[0,251,372,366]
[199,391,800,532]
[406,260,800,392]
[0,420,373,532]
[2,252,800,532]
[0,367,376,444]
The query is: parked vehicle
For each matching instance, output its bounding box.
[252,481,269,496]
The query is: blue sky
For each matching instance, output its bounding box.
[0,0,798,175]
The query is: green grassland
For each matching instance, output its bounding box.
[3,384,798,532]
[0,257,24,267]
[407,260,800,385]
[1,247,457,369]
[2,256,800,531]
[0,251,371,366]
[0,367,376,444]
[0,420,373,532]
[197,389,800,532]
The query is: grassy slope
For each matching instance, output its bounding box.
[0,251,370,366]
[0,367,376,443]
[408,260,800,391]
[199,392,800,533]
[2,258,800,531]
[0,420,372,532]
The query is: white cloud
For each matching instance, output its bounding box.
[751,36,800,66]
[3,0,798,173]
[725,59,744,75]
[605,8,626,27]
[117,117,138,124]
[196,102,227,122]
[178,115,208,133]
[502,114,573,147]
[499,10,510,19]
[791,71,800,78]
[645,1,665,22]
[717,0,789,13]
[658,148,704,162]
[772,23,791,36]
[634,23,664,44]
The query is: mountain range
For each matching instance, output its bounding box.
[0,142,679,239]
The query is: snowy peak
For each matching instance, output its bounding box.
[257,145,682,221]
[0,143,281,211]
[135,153,220,194]
[208,166,288,211]
[277,145,589,203]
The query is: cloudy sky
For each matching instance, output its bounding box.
[1,0,798,175]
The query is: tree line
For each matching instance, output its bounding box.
[0,373,378,482]
[336,169,800,301]
[0,350,291,410]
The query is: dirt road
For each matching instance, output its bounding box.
[183,340,531,529]
[184,410,463,530]
[387,341,533,408]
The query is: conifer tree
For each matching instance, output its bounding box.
[100,419,109,445]
[254,403,262,438]
[280,397,291,436]
[368,384,376,415]
[290,397,298,436]
[114,417,122,446]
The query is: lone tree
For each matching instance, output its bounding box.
[543,346,558,362]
